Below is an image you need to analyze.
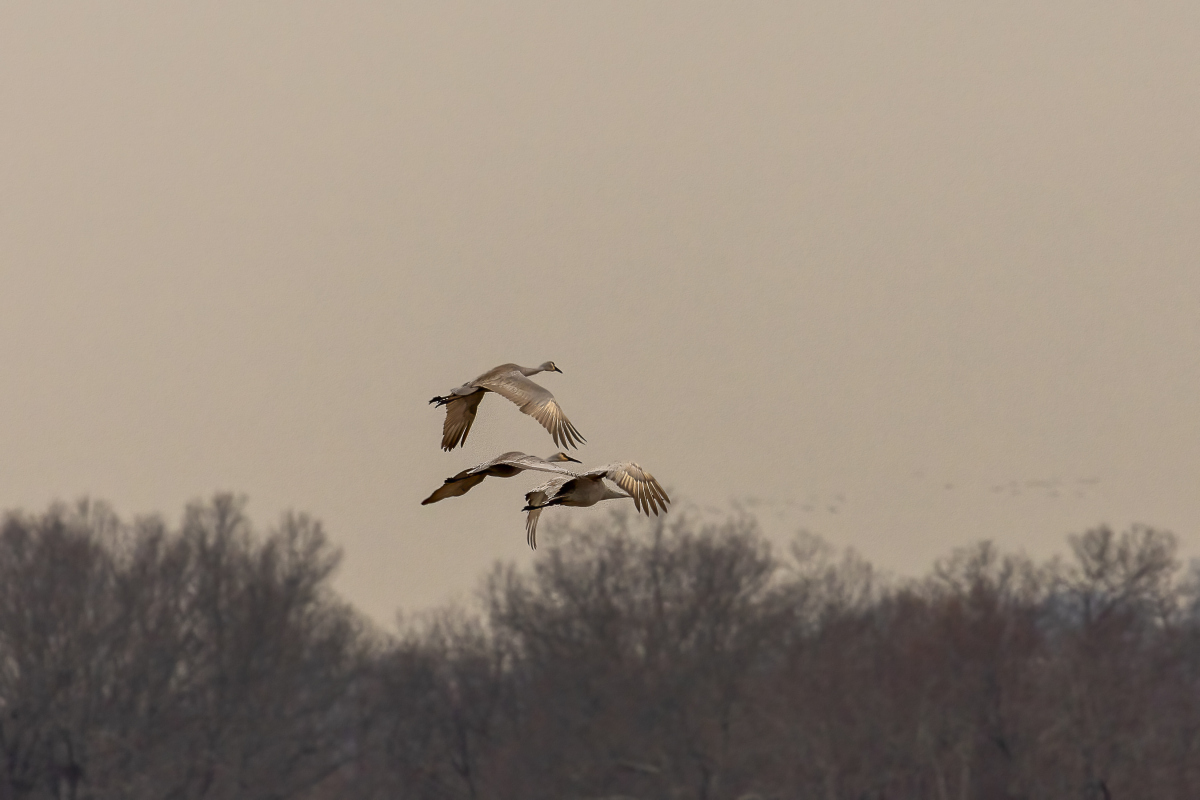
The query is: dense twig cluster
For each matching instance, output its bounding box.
[2,497,1199,799]
[0,496,368,800]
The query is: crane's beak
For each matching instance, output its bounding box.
[564,455,582,463]
[554,366,563,373]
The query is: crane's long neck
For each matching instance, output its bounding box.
[517,365,543,376]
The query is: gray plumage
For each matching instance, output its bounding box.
[420,451,581,505]
[522,462,670,549]
[429,361,585,451]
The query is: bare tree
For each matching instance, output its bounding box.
[5,495,1200,799]
[472,511,785,799]
[0,495,370,800]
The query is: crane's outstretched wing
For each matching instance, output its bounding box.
[475,371,585,450]
[523,477,570,550]
[586,462,671,516]
[437,391,485,451]
[465,452,580,478]
[421,473,487,505]
[421,452,579,506]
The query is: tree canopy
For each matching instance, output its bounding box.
[1,496,1198,799]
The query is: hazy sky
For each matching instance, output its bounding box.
[3,2,1198,624]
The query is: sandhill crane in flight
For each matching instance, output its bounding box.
[429,362,585,451]
[420,451,582,505]
[522,462,670,549]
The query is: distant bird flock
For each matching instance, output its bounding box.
[425,361,670,548]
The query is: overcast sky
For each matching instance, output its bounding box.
[2,2,1198,624]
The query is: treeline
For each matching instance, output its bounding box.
[1,497,1199,799]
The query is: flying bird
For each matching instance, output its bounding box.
[522,462,670,549]
[429,362,585,451]
[420,451,582,505]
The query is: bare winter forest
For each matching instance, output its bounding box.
[2,494,1199,800]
